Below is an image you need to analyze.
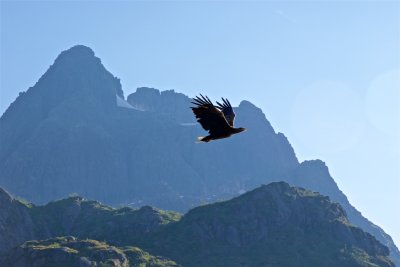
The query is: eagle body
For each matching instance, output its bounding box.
[191,95,246,142]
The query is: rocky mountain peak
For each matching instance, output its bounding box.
[3,45,123,122]
[53,45,96,66]
[127,87,194,122]
[127,87,161,111]
[40,45,123,103]
[187,181,348,227]
[236,100,275,136]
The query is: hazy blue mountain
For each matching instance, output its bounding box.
[0,45,398,265]
[0,182,394,267]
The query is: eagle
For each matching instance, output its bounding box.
[191,94,246,142]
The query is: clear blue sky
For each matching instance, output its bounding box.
[1,1,399,246]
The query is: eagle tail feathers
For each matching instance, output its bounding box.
[196,136,212,143]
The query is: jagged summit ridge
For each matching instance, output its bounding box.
[2,45,123,121]
[56,45,95,59]
[51,45,97,71]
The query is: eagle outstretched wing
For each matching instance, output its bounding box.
[191,95,231,135]
[216,97,235,127]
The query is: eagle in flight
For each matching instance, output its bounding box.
[191,94,246,142]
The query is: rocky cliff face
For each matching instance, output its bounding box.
[0,183,394,267]
[147,182,393,267]
[0,188,35,253]
[287,159,400,265]
[0,45,398,264]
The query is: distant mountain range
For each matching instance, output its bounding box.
[0,45,398,265]
[0,182,394,266]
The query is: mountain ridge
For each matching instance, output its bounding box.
[0,182,394,267]
[0,45,398,265]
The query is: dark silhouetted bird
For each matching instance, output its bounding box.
[191,95,246,142]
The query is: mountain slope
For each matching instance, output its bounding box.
[2,237,179,267]
[0,185,181,266]
[0,183,394,267]
[145,182,393,267]
[0,45,398,264]
[0,187,35,253]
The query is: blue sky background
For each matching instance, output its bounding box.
[1,1,399,246]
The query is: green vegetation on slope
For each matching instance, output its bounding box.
[140,182,394,267]
[29,197,181,245]
[0,182,394,267]
[2,236,178,267]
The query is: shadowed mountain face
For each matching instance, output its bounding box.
[0,182,394,267]
[0,45,398,264]
[146,182,394,267]
[0,185,181,254]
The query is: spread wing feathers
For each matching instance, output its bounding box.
[191,94,214,107]
[191,95,231,135]
[216,97,236,127]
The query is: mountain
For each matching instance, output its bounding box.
[0,45,398,264]
[0,187,36,253]
[0,187,180,266]
[0,187,180,254]
[0,182,394,267]
[146,182,394,267]
[2,237,179,267]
